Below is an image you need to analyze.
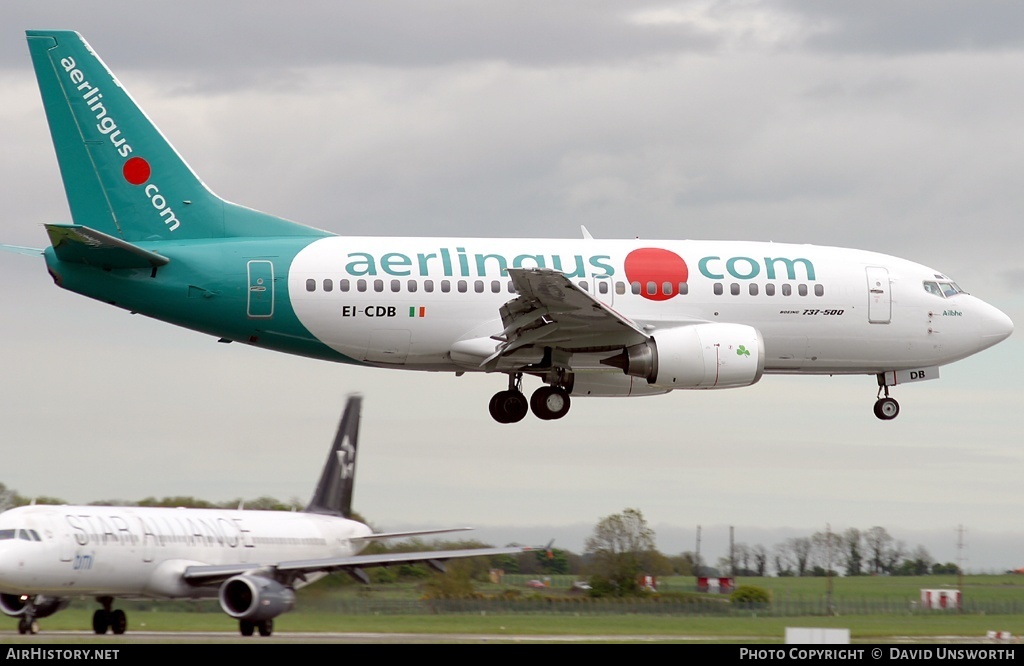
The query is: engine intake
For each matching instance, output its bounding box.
[218,575,296,622]
[603,323,765,389]
[0,593,69,619]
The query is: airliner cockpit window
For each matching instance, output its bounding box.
[0,529,15,540]
[939,281,963,297]
[923,281,943,297]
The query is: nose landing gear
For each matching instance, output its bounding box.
[873,378,900,421]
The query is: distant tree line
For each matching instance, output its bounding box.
[719,526,960,578]
[0,484,962,591]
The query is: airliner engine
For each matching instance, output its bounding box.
[218,575,296,622]
[0,593,69,619]
[603,323,765,389]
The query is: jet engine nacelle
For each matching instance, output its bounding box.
[218,575,296,622]
[564,372,671,397]
[0,593,69,619]
[607,323,765,389]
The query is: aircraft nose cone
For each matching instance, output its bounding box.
[977,300,1014,348]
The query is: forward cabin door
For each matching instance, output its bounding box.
[866,266,891,324]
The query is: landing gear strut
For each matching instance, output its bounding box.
[488,373,529,424]
[873,380,900,421]
[530,385,571,420]
[239,618,274,636]
[17,616,39,635]
[488,374,572,423]
[92,597,127,635]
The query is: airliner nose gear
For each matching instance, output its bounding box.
[873,377,901,421]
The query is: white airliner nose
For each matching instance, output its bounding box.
[977,300,1014,349]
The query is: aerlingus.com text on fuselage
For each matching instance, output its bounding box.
[15,30,1014,426]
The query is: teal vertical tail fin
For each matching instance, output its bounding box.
[26,30,327,242]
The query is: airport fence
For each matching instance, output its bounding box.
[297,596,1024,617]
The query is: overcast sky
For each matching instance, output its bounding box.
[1,1,1022,573]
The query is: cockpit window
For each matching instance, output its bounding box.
[18,529,32,541]
[0,529,14,540]
[924,281,965,298]
[29,529,41,541]
[940,281,963,297]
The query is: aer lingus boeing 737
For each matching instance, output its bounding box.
[8,31,1013,423]
[0,395,534,636]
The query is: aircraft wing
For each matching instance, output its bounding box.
[482,267,649,369]
[181,544,536,586]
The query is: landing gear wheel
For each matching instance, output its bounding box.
[488,390,528,424]
[92,609,110,635]
[257,619,273,636]
[240,620,255,636]
[110,609,127,635]
[873,397,900,420]
[530,386,571,420]
[17,618,37,635]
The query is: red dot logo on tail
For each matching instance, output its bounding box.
[122,157,151,185]
[624,248,688,301]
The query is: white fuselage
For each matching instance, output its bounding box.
[0,504,372,599]
[284,238,1013,375]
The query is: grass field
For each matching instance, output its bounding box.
[3,574,1024,643]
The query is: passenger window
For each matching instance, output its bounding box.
[357,279,367,292]
[441,280,451,293]
[508,281,515,293]
[798,284,808,296]
[765,284,775,296]
[580,281,589,292]
[631,281,641,295]
[714,283,723,296]
[408,280,418,293]
[662,281,672,296]
[678,282,688,295]
[340,279,350,292]
[616,282,626,295]
[491,280,501,293]
[749,284,758,296]
[323,279,333,292]
[814,284,824,297]
[646,281,657,296]
[305,279,316,292]
[782,284,792,296]
[730,283,740,296]
[390,279,400,292]
[474,280,484,293]
[424,280,434,293]
[457,280,468,293]
[598,281,609,294]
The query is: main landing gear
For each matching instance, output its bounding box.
[488,373,571,424]
[873,379,900,421]
[92,596,127,635]
[239,618,274,636]
[17,617,39,635]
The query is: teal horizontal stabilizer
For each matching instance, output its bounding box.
[45,224,170,269]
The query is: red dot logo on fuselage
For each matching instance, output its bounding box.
[624,248,689,301]
[122,156,151,185]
